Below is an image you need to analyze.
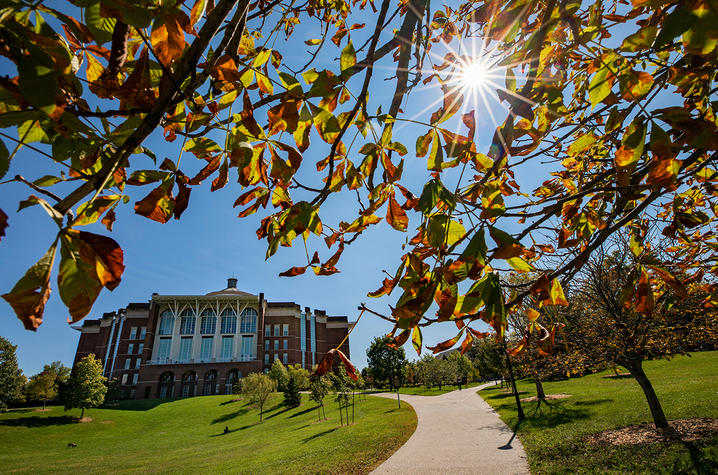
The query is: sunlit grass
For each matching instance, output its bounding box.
[479,352,718,473]
[0,393,417,474]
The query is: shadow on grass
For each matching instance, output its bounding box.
[219,398,242,406]
[573,398,614,406]
[0,415,76,428]
[485,391,529,401]
[302,427,337,443]
[104,399,171,411]
[211,407,249,424]
[602,374,633,379]
[522,404,592,429]
[682,440,718,475]
[263,407,291,421]
[289,406,317,418]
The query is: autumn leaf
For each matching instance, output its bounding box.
[335,348,358,381]
[2,244,57,330]
[427,329,464,353]
[386,192,408,231]
[0,208,7,242]
[151,13,186,66]
[411,325,422,355]
[279,266,307,277]
[58,230,124,322]
[635,269,654,316]
[134,180,175,223]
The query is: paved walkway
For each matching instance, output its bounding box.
[370,383,529,474]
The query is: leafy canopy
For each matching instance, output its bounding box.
[1,0,717,360]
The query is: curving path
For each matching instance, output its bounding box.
[371,383,530,474]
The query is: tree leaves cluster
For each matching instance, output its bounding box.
[0,0,716,374]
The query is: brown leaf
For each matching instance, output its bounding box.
[427,329,464,353]
[386,193,408,231]
[101,208,116,232]
[0,208,7,242]
[388,328,411,348]
[335,349,358,381]
[2,244,57,330]
[211,158,228,191]
[646,265,688,299]
[635,269,654,316]
[460,331,473,354]
[279,266,307,277]
[314,348,336,376]
[190,156,221,185]
[134,180,175,223]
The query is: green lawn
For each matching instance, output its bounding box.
[0,393,416,474]
[373,381,484,397]
[479,351,718,474]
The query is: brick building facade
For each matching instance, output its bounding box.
[72,278,353,399]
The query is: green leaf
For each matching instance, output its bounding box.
[506,257,534,272]
[18,55,58,113]
[654,7,694,49]
[460,229,487,266]
[278,72,302,91]
[427,215,466,247]
[411,325,422,356]
[418,180,440,215]
[620,27,658,52]
[84,2,115,44]
[589,64,613,110]
[340,42,356,74]
[568,134,597,155]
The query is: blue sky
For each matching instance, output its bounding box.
[0,1,543,376]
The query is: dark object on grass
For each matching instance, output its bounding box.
[223,426,229,434]
[67,442,77,448]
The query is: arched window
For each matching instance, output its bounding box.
[220,309,237,333]
[159,310,174,335]
[181,370,198,398]
[200,309,216,334]
[225,369,241,394]
[159,371,174,399]
[240,308,257,333]
[203,369,218,396]
[180,308,196,335]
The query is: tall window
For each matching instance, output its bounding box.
[283,353,288,364]
[240,308,257,333]
[274,340,279,350]
[264,353,269,365]
[159,310,174,335]
[274,324,280,336]
[283,339,288,350]
[122,374,128,385]
[265,324,271,336]
[140,327,146,339]
[132,374,138,385]
[129,327,137,339]
[138,343,144,355]
[221,309,237,334]
[180,309,195,335]
[241,335,253,359]
[157,337,171,361]
[179,337,193,362]
[201,337,213,360]
[221,336,233,360]
[282,324,289,336]
[124,359,131,370]
[264,340,269,351]
[200,309,216,334]
[128,343,134,355]
[135,358,141,369]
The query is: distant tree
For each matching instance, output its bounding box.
[309,374,331,421]
[268,359,289,392]
[105,378,121,403]
[25,371,57,410]
[366,336,408,391]
[467,338,505,381]
[64,354,107,419]
[283,377,301,409]
[447,352,473,383]
[232,379,242,396]
[0,336,24,412]
[416,355,458,390]
[287,364,310,390]
[241,372,276,422]
[42,361,71,404]
[332,363,353,425]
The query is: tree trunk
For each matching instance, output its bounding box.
[625,359,668,428]
[504,349,525,421]
[259,405,263,422]
[42,400,46,410]
[80,407,85,419]
[534,375,546,400]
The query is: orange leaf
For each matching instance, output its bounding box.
[635,269,654,316]
[279,266,307,277]
[386,193,408,231]
[335,349,358,381]
[151,14,186,66]
[460,331,473,354]
[134,180,175,223]
[427,329,463,353]
[314,349,336,376]
[2,244,57,330]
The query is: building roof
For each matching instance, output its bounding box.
[127,302,150,310]
[204,287,257,297]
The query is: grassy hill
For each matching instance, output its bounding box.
[480,351,718,473]
[0,393,416,474]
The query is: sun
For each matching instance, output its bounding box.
[459,59,492,91]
